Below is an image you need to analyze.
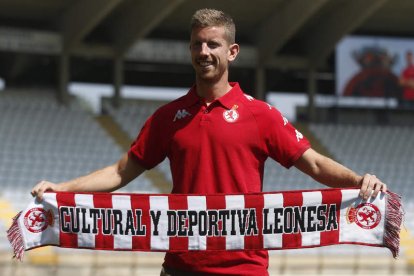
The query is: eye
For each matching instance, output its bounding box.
[191,41,202,49]
[208,41,220,49]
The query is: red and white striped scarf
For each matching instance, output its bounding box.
[7,188,403,261]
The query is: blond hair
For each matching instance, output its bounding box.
[190,8,236,44]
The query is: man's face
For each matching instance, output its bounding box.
[190,26,238,82]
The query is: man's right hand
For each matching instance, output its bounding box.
[31,180,62,201]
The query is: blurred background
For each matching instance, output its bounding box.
[0,0,413,275]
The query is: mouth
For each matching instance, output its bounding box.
[197,60,214,69]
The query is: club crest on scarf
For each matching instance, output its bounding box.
[346,203,381,230]
[24,208,54,233]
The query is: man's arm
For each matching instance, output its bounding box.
[294,148,387,200]
[31,153,145,200]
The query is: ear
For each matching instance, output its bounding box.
[228,43,240,62]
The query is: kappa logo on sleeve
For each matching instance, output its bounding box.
[244,94,254,101]
[295,129,304,142]
[173,109,191,122]
[24,208,54,233]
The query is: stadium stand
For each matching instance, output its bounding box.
[0,89,156,195]
[0,89,165,276]
[102,97,168,139]
[309,123,414,203]
[102,97,173,184]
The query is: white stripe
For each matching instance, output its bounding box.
[22,193,60,249]
[225,195,245,250]
[339,190,385,245]
[263,193,284,249]
[112,195,132,249]
[40,193,60,246]
[150,196,169,250]
[301,191,322,246]
[187,196,207,250]
[74,194,95,248]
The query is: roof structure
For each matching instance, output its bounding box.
[0,0,413,96]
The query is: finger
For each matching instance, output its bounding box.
[363,176,374,200]
[30,187,37,197]
[37,189,44,201]
[371,180,383,198]
[382,183,387,194]
[31,182,42,197]
[359,174,371,198]
[31,181,49,201]
[37,185,46,201]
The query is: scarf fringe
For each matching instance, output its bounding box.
[6,211,25,261]
[384,191,404,258]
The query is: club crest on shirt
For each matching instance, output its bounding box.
[346,203,381,230]
[223,105,239,123]
[24,208,54,233]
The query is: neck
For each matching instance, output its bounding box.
[195,77,233,104]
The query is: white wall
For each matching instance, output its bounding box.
[68,82,187,114]
[266,93,307,122]
[68,82,397,120]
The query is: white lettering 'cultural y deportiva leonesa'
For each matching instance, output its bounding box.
[173,109,191,122]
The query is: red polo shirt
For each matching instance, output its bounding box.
[402,65,414,100]
[129,83,310,275]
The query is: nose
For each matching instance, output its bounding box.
[199,43,209,56]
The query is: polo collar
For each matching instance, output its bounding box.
[217,82,243,110]
[184,82,243,109]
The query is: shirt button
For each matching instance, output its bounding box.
[204,110,209,114]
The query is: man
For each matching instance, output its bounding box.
[32,8,387,276]
[400,50,414,108]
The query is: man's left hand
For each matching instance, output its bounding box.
[359,173,387,200]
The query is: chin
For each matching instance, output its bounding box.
[198,75,220,83]
[197,71,216,80]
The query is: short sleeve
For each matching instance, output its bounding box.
[258,106,310,168]
[128,113,168,170]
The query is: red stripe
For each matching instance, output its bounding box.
[206,195,226,250]
[320,189,342,245]
[244,194,264,250]
[93,193,114,250]
[57,193,78,248]
[168,195,189,250]
[282,192,303,248]
[130,194,151,250]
